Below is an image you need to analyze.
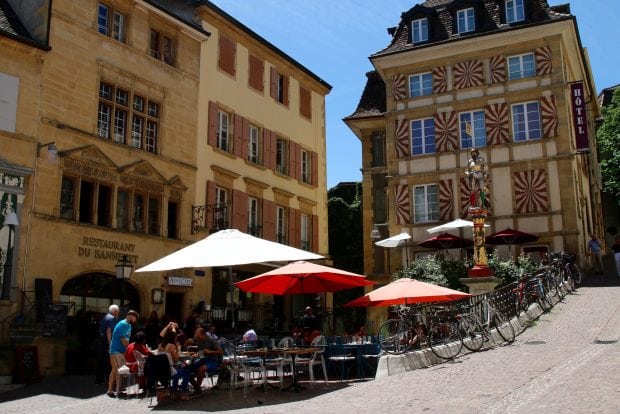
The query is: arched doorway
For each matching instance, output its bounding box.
[60,272,141,315]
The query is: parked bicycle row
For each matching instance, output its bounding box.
[377,251,582,360]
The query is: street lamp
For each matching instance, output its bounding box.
[115,255,133,309]
[1,212,19,300]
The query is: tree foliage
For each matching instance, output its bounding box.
[393,254,468,291]
[597,88,620,204]
[487,251,538,286]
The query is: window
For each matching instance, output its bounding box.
[248,197,261,237]
[507,53,535,80]
[414,184,438,223]
[97,184,112,227]
[412,18,428,43]
[506,0,525,23]
[409,72,433,97]
[116,189,129,230]
[248,124,260,164]
[149,29,174,66]
[276,137,288,174]
[512,102,541,142]
[147,197,160,236]
[300,213,310,251]
[411,118,435,155]
[459,110,486,149]
[301,149,310,184]
[60,177,76,220]
[79,180,95,224]
[277,73,285,104]
[97,3,125,42]
[167,200,179,239]
[214,186,229,230]
[457,8,475,34]
[372,134,386,167]
[270,68,289,106]
[133,193,144,232]
[98,82,160,153]
[216,109,230,152]
[276,206,288,244]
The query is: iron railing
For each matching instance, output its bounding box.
[191,202,231,234]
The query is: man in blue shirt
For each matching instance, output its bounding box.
[107,310,139,397]
[95,304,119,384]
[588,234,604,275]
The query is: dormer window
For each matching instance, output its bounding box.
[457,8,475,34]
[411,18,428,43]
[506,0,525,23]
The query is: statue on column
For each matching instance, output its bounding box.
[465,148,490,210]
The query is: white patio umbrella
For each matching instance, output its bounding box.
[375,232,412,266]
[426,218,488,234]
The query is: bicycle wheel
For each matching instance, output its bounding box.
[492,312,515,343]
[429,322,463,359]
[378,319,414,354]
[570,263,582,287]
[460,317,484,352]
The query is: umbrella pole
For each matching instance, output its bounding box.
[228,265,235,329]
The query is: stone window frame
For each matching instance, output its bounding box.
[507,53,536,80]
[511,101,542,142]
[410,117,436,155]
[459,109,487,149]
[413,183,439,224]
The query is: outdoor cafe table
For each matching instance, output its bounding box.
[240,348,319,392]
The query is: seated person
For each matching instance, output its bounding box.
[242,323,258,342]
[353,325,367,342]
[205,323,219,341]
[159,327,190,392]
[302,328,321,346]
[189,327,223,393]
[125,331,150,374]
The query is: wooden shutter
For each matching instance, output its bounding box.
[540,95,558,137]
[269,67,277,100]
[218,34,236,76]
[241,117,249,160]
[432,66,448,93]
[270,132,278,172]
[394,184,411,225]
[233,114,243,157]
[262,128,271,169]
[288,208,299,248]
[454,60,484,89]
[394,119,410,158]
[513,169,549,214]
[299,86,311,119]
[262,199,276,241]
[392,74,407,101]
[489,55,506,84]
[535,46,552,76]
[485,103,510,145]
[438,179,454,222]
[248,54,264,92]
[434,111,458,152]
[288,141,297,179]
[282,74,290,107]
[206,180,216,230]
[311,151,318,187]
[232,189,248,231]
[312,214,319,253]
[207,101,218,147]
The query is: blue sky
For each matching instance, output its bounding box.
[209,0,620,188]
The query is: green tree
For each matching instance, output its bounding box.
[597,88,620,205]
[393,254,468,291]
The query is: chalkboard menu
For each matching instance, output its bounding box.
[16,346,40,383]
[42,304,68,337]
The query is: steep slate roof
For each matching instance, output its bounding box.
[0,0,34,42]
[373,0,572,58]
[344,71,386,119]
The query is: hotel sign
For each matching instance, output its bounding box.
[570,82,589,152]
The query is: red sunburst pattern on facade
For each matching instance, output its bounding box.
[459,178,471,218]
[535,46,552,76]
[434,111,458,152]
[395,184,411,224]
[454,60,484,89]
[540,95,558,138]
[513,169,549,214]
[485,103,511,145]
[433,66,448,93]
[489,55,506,84]
[394,118,410,158]
[392,74,407,101]
[439,179,454,221]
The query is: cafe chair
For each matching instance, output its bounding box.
[361,342,382,378]
[295,335,328,387]
[221,340,254,397]
[327,343,355,381]
[144,353,172,405]
[263,337,294,388]
[133,350,147,395]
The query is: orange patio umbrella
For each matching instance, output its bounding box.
[343,277,471,307]
[234,261,374,295]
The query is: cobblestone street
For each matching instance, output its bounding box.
[1,277,619,414]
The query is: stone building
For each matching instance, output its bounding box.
[344,0,602,306]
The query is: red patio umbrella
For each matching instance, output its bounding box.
[343,278,471,307]
[234,261,374,295]
[417,233,473,250]
[485,228,539,245]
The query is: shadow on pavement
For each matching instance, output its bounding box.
[0,375,104,403]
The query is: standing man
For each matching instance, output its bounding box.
[107,309,139,398]
[587,234,604,275]
[95,304,119,385]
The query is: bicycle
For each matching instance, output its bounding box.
[457,298,515,352]
[513,272,552,314]
[378,305,463,360]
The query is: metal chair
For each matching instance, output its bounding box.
[295,335,328,386]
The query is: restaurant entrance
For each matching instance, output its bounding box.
[165,291,184,322]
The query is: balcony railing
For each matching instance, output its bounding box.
[191,202,231,234]
[247,225,262,238]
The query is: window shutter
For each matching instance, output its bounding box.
[485,103,510,145]
[299,86,311,119]
[288,141,296,178]
[438,179,454,221]
[489,55,506,84]
[288,208,299,248]
[262,128,271,169]
[312,214,319,253]
[513,169,548,214]
[311,151,318,187]
[454,60,484,89]
[432,66,448,93]
[241,117,249,160]
[233,113,243,157]
[394,119,410,158]
[270,67,277,100]
[262,199,276,240]
[282,75,290,107]
[394,184,411,224]
[270,131,277,171]
[207,101,218,147]
[232,189,248,231]
[535,46,552,76]
[434,111,458,152]
[540,95,558,137]
[392,74,406,101]
[218,34,236,76]
[206,180,216,230]
[248,54,264,92]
